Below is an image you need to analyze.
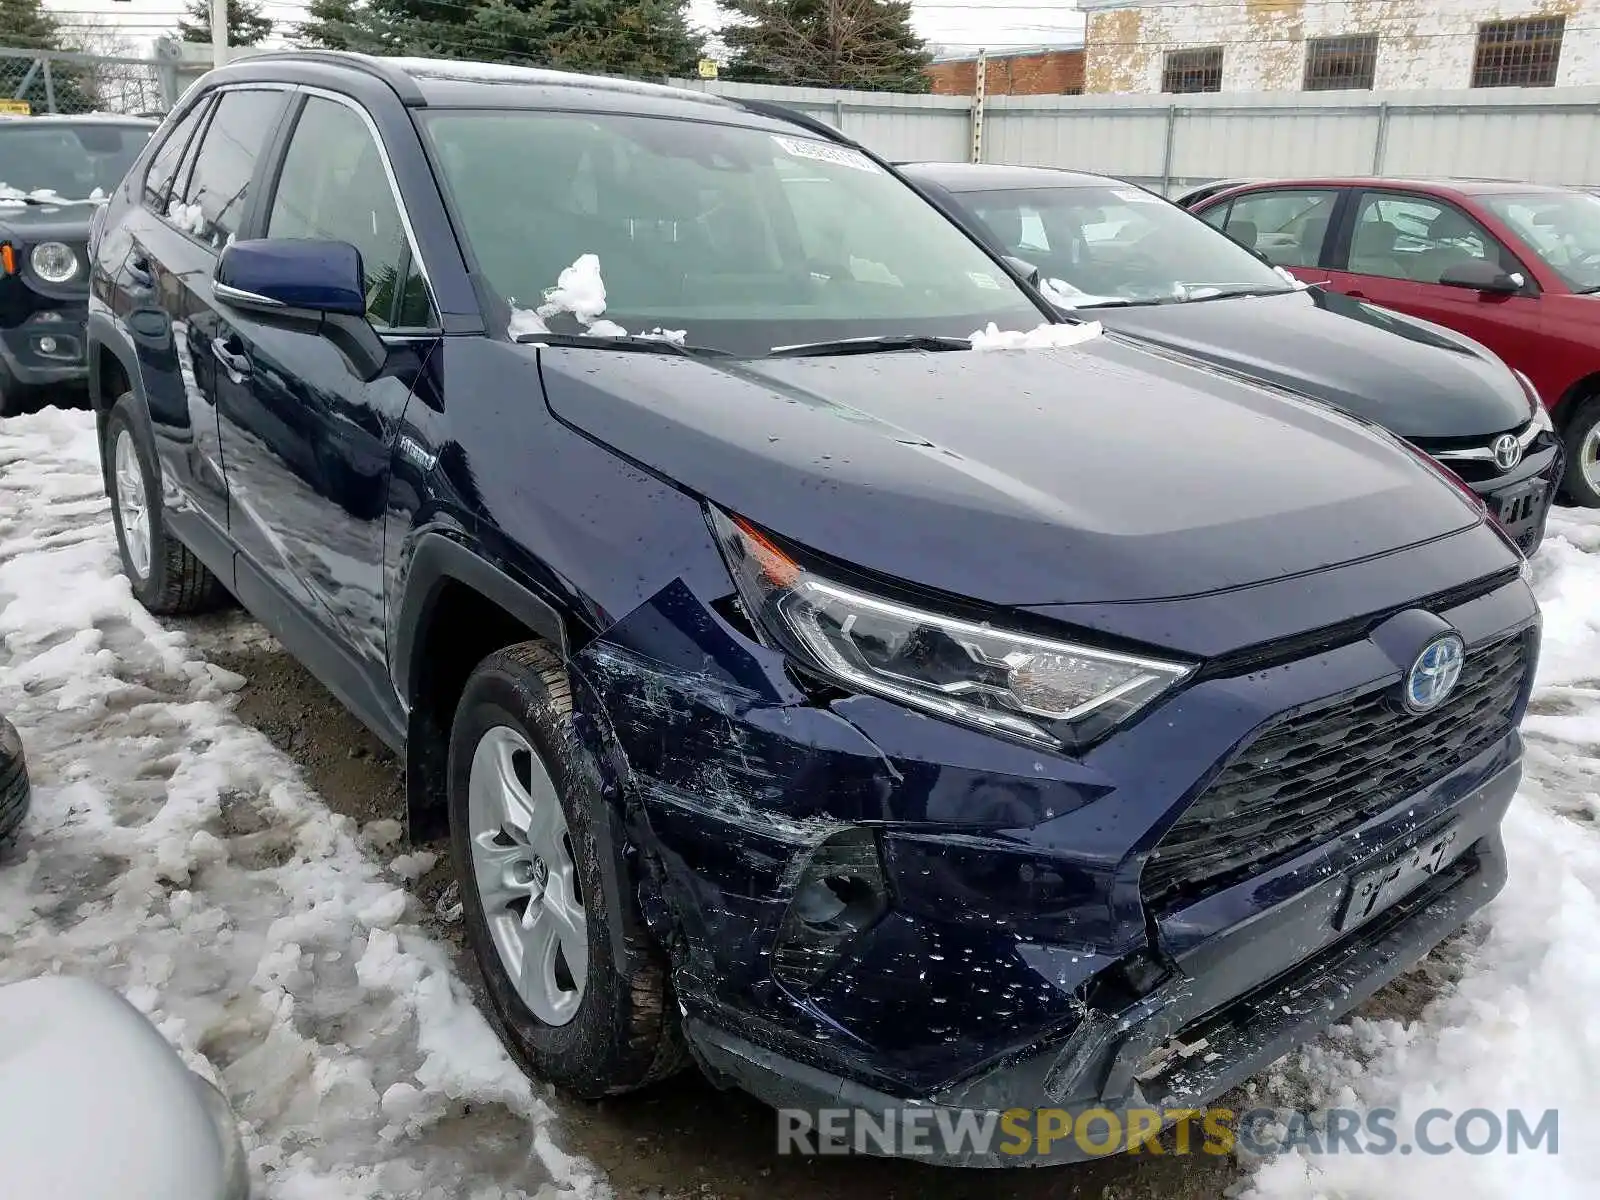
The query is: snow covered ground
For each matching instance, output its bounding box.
[1,407,1598,1199]
[0,409,603,1199]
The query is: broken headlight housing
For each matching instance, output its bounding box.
[709,508,1192,749]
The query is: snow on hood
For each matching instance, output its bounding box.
[968,319,1104,350]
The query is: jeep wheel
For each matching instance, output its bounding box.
[0,716,29,844]
[448,641,683,1097]
[104,393,229,614]
[1564,398,1600,509]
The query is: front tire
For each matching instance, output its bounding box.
[1561,397,1600,508]
[448,642,683,1098]
[103,393,228,614]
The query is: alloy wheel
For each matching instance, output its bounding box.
[113,429,151,581]
[466,725,588,1025]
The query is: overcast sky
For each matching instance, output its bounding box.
[47,0,1085,58]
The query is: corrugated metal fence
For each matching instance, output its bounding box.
[670,77,1600,194]
[58,39,1600,194]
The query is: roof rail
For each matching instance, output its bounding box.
[228,50,428,106]
[735,98,862,148]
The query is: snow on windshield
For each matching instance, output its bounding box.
[0,183,104,208]
[508,254,683,344]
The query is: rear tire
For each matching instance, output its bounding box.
[1561,397,1600,509]
[448,641,684,1098]
[0,716,29,844]
[103,393,229,615]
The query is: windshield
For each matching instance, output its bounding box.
[1480,191,1600,293]
[953,183,1295,307]
[419,110,1042,355]
[0,121,152,201]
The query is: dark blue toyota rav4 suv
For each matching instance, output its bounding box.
[87,52,1539,1164]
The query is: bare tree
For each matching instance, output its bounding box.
[55,16,165,113]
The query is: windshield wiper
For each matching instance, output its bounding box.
[767,334,973,358]
[1177,285,1295,303]
[513,331,733,358]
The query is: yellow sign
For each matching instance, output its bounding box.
[0,100,31,116]
[697,59,718,80]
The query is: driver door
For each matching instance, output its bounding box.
[215,91,439,709]
[1320,190,1546,376]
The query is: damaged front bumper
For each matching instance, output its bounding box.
[570,568,1534,1166]
[684,745,1514,1166]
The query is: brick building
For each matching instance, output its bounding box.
[924,45,1086,96]
[1079,0,1600,93]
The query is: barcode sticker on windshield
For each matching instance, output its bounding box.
[772,135,881,174]
[1113,187,1162,203]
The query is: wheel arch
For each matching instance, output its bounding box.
[395,532,572,840]
[1554,370,1600,429]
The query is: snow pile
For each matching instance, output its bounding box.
[968,320,1104,350]
[0,183,108,207]
[508,253,626,339]
[1244,504,1600,1200]
[0,410,605,1199]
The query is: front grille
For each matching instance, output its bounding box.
[1143,631,1529,914]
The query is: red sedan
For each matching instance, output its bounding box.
[1186,178,1600,506]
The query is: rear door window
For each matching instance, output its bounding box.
[169,88,287,249]
[142,99,210,213]
[1220,189,1340,267]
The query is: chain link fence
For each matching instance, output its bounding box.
[0,47,175,117]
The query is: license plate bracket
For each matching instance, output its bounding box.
[1335,823,1462,932]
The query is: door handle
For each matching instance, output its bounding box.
[1347,290,1366,299]
[210,336,251,383]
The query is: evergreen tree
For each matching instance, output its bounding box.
[718,0,931,91]
[176,0,275,47]
[295,0,394,53]
[0,0,101,113]
[0,0,62,50]
[298,0,703,80]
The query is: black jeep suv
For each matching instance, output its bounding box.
[0,114,153,413]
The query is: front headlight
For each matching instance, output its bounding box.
[710,508,1192,748]
[29,241,77,284]
[1513,369,1553,434]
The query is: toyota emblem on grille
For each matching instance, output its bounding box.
[1492,433,1522,471]
[1403,633,1466,714]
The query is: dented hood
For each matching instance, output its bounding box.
[536,335,1482,606]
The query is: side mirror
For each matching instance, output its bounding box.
[1002,255,1042,287]
[215,239,367,316]
[1439,259,1525,295]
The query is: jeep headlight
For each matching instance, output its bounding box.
[710,508,1192,748]
[29,241,77,284]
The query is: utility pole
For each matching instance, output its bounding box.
[970,48,987,164]
[210,0,229,69]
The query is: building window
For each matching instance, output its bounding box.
[1162,46,1224,93]
[1304,34,1378,90]
[1472,17,1564,88]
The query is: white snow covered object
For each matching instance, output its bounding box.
[0,975,249,1200]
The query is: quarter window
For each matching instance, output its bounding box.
[171,88,286,248]
[1218,189,1339,267]
[142,99,209,213]
[266,96,434,329]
